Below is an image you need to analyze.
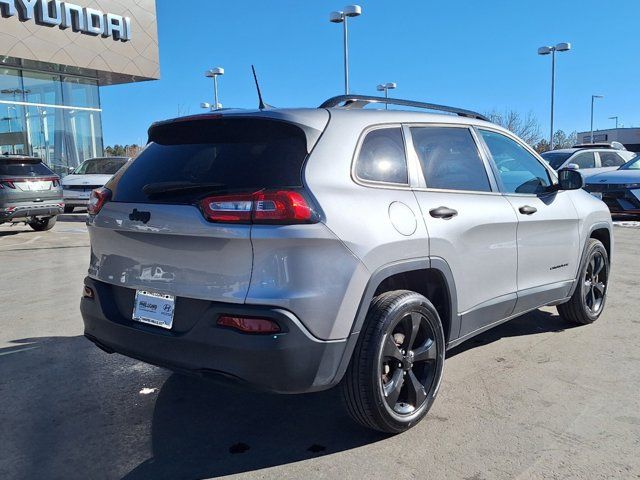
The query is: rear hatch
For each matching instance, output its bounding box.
[0,158,61,203]
[87,112,329,303]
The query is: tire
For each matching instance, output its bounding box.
[342,290,446,433]
[64,206,74,214]
[557,239,609,325]
[29,216,57,232]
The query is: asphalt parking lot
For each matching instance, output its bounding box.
[1,216,639,480]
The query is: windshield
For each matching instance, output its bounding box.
[0,160,54,177]
[540,151,573,170]
[620,155,640,170]
[74,158,127,175]
[109,118,309,204]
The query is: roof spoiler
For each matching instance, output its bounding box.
[319,95,489,121]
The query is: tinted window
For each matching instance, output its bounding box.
[411,127,491,192]
[571,152,596,169]
[599,151,625,167]
[0,160,54,177]
[541,151,572,170]
[355,128,408,184]
[74,158,127,175]
[480,130,551,194]
[109,118,309,203]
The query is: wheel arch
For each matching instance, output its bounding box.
[331,257,460,386]
[567,221,612,298]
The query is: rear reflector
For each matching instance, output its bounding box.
[217,315,281,334]
[200,190,315,224]
[88,187,112,215]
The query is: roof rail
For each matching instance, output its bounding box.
[319,95,489,121]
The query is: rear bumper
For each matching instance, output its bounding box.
[80,277,348,393]
[0,202,64,221]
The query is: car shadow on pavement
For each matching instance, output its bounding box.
[0,309,580,479]
[0,335,385,480]
[447,308,580,358]
[124,375,386,479]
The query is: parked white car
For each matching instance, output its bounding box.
[61,157,129,213]
[541,146,636,178]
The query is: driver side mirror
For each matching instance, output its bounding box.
[557,168,584,190]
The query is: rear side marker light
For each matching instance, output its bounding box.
[201,190,315,224]
[83,286,94,299]
[88,187,112,215]
[217,315,281,334]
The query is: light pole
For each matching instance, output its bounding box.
[205,67,224,110]
[590,95,604,143]
[330,5,362,95]
[608,116,619,129]
[376,82,397,109]
[538,42,571,149]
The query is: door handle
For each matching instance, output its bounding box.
[519,205,537,215]
[429,206,458,219]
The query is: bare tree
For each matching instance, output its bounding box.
[485,109,542,147]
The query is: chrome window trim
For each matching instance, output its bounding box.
[351,123,412,190]
[403,122,499,194]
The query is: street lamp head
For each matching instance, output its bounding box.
[385,82,397,90]
[537,46,552,55]
[329,11,344,23]
[205,67,224,78]
[200,102,211,109]
[555,42,571,52]
[343,5,362,17]
[376,84,385,91]
[593,95,604,99]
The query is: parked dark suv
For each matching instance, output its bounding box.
[0,154,64,231]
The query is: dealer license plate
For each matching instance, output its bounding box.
[132,290,175,329]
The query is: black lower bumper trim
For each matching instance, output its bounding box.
[80,277,347,394]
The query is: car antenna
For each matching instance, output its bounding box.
[251,65,272,110]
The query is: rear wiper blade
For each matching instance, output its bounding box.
[142,182,227,197]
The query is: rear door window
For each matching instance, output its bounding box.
[109,118,310,203]
[598,151,625,167]
[410,126,491,192]
[355,127,408,185]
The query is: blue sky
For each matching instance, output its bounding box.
[101,0,640,146]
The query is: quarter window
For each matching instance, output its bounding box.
[410,127,491,192]
[355,128,408,184]
[479,130,551,194]
[599,151,625,168]
[571,152,596,169]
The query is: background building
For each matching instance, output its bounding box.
[0,0,159,174]
[576,128,640,153]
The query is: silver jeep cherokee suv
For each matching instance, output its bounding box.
[81,95,612,433]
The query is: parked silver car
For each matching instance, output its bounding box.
[0,154,63,231]
[81,96,613,433]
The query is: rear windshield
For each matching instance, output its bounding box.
[0,160,54,177]
[74,158,128,175]
[540,151,573,169]
[109,118,309,203]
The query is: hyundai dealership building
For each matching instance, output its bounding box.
[0,0,159,174]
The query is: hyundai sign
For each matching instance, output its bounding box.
[0,0,131,41]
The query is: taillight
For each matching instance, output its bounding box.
[88,187,112,215]
[200,190,316,224]
[0,181,16,189]
[217,314,281,334]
